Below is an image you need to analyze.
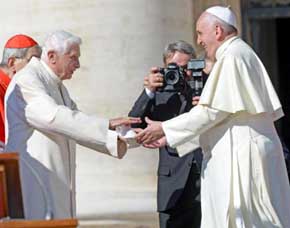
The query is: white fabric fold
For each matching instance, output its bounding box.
[161,36,290,228]
[4,57,120,219]
[163,105,228,156]
[200,36,283,120]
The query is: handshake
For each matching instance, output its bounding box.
[112,117,165,154]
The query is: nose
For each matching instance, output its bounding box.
[197,35,202,46]
[75,59,80,69]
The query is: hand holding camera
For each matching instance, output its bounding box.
[157,59,206,94]
[144,59,206,95]
[158,63,187,92]
[144,67,164,92]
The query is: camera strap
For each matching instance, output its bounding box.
[178,93,188,115]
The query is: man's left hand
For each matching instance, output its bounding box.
[109,117,141,130]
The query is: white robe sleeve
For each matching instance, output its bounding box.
[162,105,229,156]
[14,75,121,158]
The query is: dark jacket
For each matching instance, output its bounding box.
[129,88,202,211]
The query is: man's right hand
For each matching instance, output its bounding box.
[143,67,164,92]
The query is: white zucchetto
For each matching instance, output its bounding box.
[206,6,237,29]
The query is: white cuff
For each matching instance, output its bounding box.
[145,87,155,99]
[106,130,119,157]
[176,136,200,157]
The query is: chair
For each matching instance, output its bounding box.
[0,152,24,219]
[0,153,78,227]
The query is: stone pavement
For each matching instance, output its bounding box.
[78,212,158,228]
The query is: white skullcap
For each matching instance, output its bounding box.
[206,6,237,29]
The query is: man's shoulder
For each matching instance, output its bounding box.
[11,61,46,91]
[227,38,254,58]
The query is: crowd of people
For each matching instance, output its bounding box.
[1,5,290,228]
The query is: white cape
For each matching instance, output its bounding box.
[162,37,290,228]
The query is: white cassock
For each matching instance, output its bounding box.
[163,36,290,228]
[4,57,120,219]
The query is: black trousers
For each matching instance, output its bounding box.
[159,163,201,228]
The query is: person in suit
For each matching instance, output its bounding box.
[129,40,205,228]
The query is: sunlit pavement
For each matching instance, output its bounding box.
[78,212,158,228]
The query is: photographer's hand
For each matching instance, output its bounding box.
[144,67,163,92]
[192,96,200,106]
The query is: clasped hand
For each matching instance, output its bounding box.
[134,117,167,148]
[109,117,141,130]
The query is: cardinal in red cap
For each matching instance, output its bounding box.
[0,34,41,149]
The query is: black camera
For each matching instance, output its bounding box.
[158,62,187,92]
[187,59,206,96]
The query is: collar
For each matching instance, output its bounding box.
[40,59,62,86]
[215,36,239,60]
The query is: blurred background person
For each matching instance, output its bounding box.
[0,34,41,150]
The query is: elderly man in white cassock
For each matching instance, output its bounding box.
[4,30,140,220]
[136,6,290,228]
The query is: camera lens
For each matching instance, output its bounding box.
[165,70,179,85]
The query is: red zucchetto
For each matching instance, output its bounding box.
[4,34,38,48]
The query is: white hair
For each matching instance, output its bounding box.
[163,40,196,64]
[1,45,41,66]
[41,30,82,61]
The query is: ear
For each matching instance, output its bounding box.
[7,57,17,75]
[47,50,57,64]
[7,57,16,68]
[215,25,224,41]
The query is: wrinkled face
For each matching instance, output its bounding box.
[196,13,219,61]
[54,44,80,80]
[165,51,192,80]
[14,45,42,73]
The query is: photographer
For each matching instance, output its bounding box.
[129,41,208,228]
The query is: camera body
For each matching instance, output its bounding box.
[158,62,187,92]
[187,59,206,96]
[158,59,206,95]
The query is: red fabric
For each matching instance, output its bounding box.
[4,34,38,48]
[0,70,11,143]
